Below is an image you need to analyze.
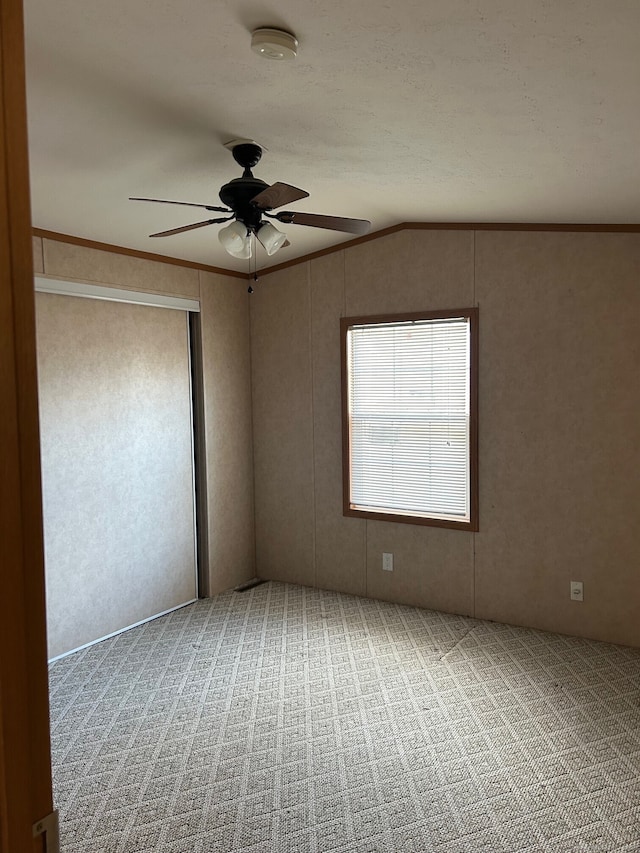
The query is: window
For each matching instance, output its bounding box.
[341,309,478,530]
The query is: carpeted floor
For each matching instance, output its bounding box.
[49,581,640,852]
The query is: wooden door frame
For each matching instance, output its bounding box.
[0,0,54,847]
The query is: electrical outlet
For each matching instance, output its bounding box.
[382,552,394,572]
[570,581,583,602]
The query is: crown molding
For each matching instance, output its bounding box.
[32,228,247,279]
[255,221,640,277]
[34,222,640,282]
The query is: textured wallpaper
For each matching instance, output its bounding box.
[250,230,640,648]
[199,272,255,596]
[36,292,197,658]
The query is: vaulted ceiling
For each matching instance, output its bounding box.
[24,0,640,271]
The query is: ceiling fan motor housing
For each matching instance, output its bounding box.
[219,176,269,229]
[219,142,268,229]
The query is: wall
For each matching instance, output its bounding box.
[200,271,256,593]
[250,229,640,648]
[33,236,255,605]
[33,229,640,649]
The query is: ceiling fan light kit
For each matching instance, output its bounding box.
[130,140,371,262]
[218,220,252,258]
[257,221,287,255]
[251,28,298,60]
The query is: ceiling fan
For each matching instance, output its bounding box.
[130,141,371,259]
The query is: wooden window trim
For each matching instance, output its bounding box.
[341,308,479,532]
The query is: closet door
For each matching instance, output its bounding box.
[36,292,197,659]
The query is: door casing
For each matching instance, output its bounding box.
[0,0,54,846]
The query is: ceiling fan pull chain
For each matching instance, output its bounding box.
[248,233,259,293]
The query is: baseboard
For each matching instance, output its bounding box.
[47,599,198,663]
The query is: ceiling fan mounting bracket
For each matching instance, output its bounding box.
[231,142,263,176]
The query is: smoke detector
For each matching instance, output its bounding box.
[251,28,298,60]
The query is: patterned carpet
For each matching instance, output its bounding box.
[49,581,640,852]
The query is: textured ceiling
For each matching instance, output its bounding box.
[24,0,640,272]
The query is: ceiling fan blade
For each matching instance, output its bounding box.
[251,182,309,210]
[149,217,230,238]
[131,197,230,213]
[275,211,371,235]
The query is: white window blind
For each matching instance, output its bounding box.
[346,316,471,523]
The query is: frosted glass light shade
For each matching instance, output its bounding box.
[218,221,252,258]
[257,221,287,256]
